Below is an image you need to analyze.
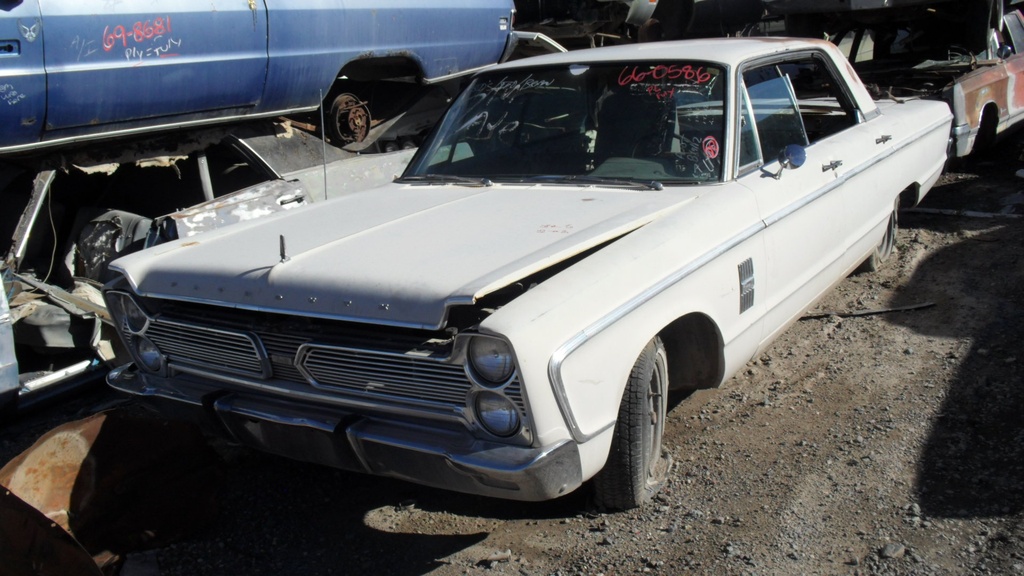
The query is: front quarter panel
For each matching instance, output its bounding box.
[483,183,766,467]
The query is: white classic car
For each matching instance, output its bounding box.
[103,38,952,509]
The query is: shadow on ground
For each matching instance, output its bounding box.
[886,203,1023,520]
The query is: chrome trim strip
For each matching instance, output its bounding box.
[0,108,320,155]
[546,113,951,444]
[116,284,466,331]
[421,63,496,85]
[548,220,764,443]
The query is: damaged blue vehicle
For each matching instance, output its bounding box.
[1,0,516,153]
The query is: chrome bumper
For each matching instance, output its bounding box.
[107,364,582,501]
[952,122,973,158]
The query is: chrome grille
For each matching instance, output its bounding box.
[258,332,310,382]
[146,320,266,376]
[137,304,526,416]
[300,345,471,406]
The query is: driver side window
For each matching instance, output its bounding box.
[739,54,861,174]
[742,65,809,164]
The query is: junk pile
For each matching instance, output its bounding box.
[0,409,222,574]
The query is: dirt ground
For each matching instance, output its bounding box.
[2,140,1023,575]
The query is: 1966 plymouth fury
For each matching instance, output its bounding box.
[103,38,952,509]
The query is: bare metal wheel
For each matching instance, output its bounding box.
[592,336,671,510]
[859,197,899,273]
[328,92,371,146]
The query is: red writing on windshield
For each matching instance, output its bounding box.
[618,64,712,86]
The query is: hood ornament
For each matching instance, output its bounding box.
[279,234,290,263]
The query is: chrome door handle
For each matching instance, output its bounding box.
[822,160,843,172]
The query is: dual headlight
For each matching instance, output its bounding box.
[107,292,164,373]
[466,336,521,438]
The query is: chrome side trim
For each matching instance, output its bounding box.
[738,258,755,313]
[0,108,320,155]
[548,220,764,443]
[547,113,951,444]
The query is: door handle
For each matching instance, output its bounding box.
[822,160,843,172]
[876,134,892,144]
[0,40,19,55]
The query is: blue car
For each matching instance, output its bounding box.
[0,0,514,153]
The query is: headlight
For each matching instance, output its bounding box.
[475,391,521,437]
[467,336,514,385]
[109,292,149,333]
[133,336,164,372]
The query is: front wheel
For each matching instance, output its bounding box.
[592,336,671,510]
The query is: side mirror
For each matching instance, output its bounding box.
[998,44,1015,60]
[764,144,807,180]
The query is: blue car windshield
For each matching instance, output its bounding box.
[405,61,726,185]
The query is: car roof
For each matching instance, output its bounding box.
[493,36,835,70]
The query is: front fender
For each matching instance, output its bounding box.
[483,184,765,448]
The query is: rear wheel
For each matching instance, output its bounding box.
[327,92,371,146]
[592,336,671,510]
[859,198,898,273]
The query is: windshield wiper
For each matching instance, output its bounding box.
[397,174,493,187]
[523,175,664,191]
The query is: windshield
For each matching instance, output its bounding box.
[404,61,726,185]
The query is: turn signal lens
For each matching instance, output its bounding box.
[134,336,164,372]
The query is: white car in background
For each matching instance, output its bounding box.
[103,38,952,509]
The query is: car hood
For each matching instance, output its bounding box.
[111,183,696,329]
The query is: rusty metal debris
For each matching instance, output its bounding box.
[0,409,223,573]
[801,301,936,320]
[0,488,103,576]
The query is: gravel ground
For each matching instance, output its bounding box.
[3,142,1023,576]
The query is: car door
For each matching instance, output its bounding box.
[1001,10,1024,128]
[40,0,268,132]
[0,0,45,149]
[736,53,870,341]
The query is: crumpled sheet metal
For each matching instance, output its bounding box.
[0,409,223,573]
[167,179,307,239]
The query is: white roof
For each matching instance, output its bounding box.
[497,36,835,70]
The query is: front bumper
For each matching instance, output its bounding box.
[107,363,582,501]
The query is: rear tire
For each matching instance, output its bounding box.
[858,198,898,273]
[592,336,671,510]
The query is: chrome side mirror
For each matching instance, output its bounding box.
[764,144,807,180]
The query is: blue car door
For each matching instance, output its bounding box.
[0,0,46,148]
[41,0,268,132]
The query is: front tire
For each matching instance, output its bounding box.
[592,336,671,510]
